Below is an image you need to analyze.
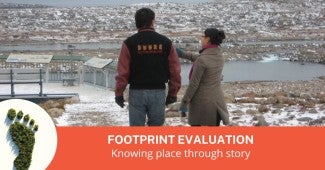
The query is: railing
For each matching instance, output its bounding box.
[0,68,44,97]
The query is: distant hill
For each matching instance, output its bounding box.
[0,3,50,9]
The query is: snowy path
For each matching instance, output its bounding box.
[46,83,130,126]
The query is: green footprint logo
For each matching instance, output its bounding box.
[7,108,38,170]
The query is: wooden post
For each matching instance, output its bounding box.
[39,69,43,96]
[10,69,14,97]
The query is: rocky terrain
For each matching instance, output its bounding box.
[166,79,325,126]
[30,79,324,127]
[0,0,324,63]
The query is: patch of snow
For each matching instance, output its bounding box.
[259,54,279,62]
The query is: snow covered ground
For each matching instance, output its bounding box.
[1,0,324,44]
[1,83,323,126]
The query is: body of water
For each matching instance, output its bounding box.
[0,42,122,51]
[1,42,324,83]
[181,61,325,84]
[1,40,323,52]
[0,0,213,7]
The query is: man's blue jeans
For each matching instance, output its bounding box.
[128,89,165,126]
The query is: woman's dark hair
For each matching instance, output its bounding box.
[135,8,155,29]
[204,28,226,45]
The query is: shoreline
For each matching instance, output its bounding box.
[178,79,325,99]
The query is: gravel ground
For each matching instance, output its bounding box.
[17,79,323,127]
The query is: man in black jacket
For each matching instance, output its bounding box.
[115,8,181,126]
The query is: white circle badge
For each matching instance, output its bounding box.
[0,99,57,170]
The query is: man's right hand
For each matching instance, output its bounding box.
[165,95,177,106]
[115,96,125,108]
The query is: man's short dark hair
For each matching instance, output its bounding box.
[135,8,155,29]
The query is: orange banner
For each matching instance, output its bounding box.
[48,127,324,170]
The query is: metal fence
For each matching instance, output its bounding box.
[83,67,116,88]
[0,58,117,88]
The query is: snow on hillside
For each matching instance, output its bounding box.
[0,0,323,43]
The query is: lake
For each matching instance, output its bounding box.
[181,61,325,84]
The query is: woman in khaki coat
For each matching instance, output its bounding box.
[178,28,229,126]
